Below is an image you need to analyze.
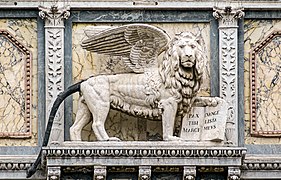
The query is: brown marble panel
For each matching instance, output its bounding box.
[244,20,281,144]
[0,19,37,146]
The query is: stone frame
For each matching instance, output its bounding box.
[64,9,220,141]
[0,10,45,156]
[244,10,281,154]
[0,29,32,138]
[249,30,281,137]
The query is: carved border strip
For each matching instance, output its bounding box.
[242,162,281,170]
[43,148,246,158]
[250,30,281,136]
[0,29,32,138]
[0,162,32,170]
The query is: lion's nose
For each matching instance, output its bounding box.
[186,54,192,58]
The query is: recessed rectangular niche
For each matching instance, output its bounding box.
[250,30,281,136]
[0,29,32,138]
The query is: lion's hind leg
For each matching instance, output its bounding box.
[70,96,92,141]
[81,77,120,141]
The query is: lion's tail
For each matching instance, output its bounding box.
[26,80,85,178]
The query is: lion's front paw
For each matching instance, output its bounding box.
[163,135,183,141]
[107,137,121,141]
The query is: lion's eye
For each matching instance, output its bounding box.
[191,44,196,49]
[179,44,185,48]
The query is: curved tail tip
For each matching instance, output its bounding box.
[26,166,36,178]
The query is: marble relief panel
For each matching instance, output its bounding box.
[72,23,210,141]
[0,19,37,146]
[244,20,281,144]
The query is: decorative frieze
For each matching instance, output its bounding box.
[213,6,244,145]
[39,5,70,145]
[0,30,32,138]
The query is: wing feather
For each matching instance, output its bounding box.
[81,24,170,73]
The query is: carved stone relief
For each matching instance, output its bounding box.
[0,19,37,146]
[71,23,211,141]
[213,6,244,145]
[68,23,222,142]
[47,166,61,180]
[244,19,281,144]
[139,166,151,180]
[39,5,70,145]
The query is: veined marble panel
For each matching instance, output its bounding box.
[72,23,210,141]
[244,20,281,144]
[0,19,37,146]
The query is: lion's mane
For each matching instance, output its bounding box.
[159,32,206,115]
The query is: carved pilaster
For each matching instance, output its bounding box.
[139,166,151,180]
[47,166,61,180]
[183,166,196,180]
[228,167,240,180]
[39,5,70,145]
[213,6,244,145]
[94,166,107,180]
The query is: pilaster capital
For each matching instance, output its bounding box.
[213,6,244,27]
[39,5,70,27]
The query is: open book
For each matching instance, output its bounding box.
[180,99,228,141]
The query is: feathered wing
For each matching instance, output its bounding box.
[81,24,170,73]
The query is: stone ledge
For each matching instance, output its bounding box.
[241,155,281,179]
[43,142,246,167]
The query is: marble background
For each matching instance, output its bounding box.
[72,22,210,141]
[0,19,37,146]
[244,20,281,144]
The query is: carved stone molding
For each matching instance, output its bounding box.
[39,5,70,145]
[139,166,151,180]
[0,161,31,170]
[213,6,244,145]
[94,166,106,180]
[228,167,240,180]
[250,30,281,136]
[39,5,70,27]
[242,162,281,170]
[47,166,61,180]
[0,30,32,138]
[183,166,196,180]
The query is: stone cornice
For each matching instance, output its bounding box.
[42,142,246,168]
[1,2,281,10]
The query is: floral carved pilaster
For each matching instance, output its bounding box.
[39,5,70,145]
[139,166,151,180]
[94,166,107,180]
[47,166,61,180]
[213,6,244,145]
[184,166,196,180]
[228,167,240,180]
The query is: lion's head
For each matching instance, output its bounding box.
[159,31,206,114]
